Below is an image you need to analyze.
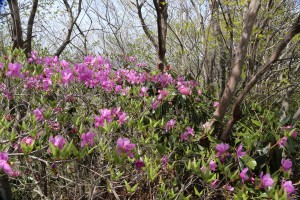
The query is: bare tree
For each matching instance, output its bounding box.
[54,0,83,57]
[153,0,168,72]
[213,0,261,123]
[24,0,39,56]
[7,0,24,50]
[221,14,300,141]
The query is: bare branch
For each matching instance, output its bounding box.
[24,0,39,56]
[213,0,261,122]
[222,14,300,141]
[54,0,83,57]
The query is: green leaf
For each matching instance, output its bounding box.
[242,155,257,170]
[251,119,262,127]
[194,187,203,197]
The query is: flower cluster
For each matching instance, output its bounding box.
[95,107,127,128]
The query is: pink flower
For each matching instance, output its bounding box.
[121,87,130,96]
[134,159,145,170]
[178,85,191,96]
[198,90,202,96]
[116,138,135,158]
[94,115,103,128]
[282,180,295,195]
[60,60,69,68]
[278,136,287,148]
[200,166,207,173]
[0,152,13,176]
[180,127,195,141]
[157,90,169,101]
[118,112,127,125]
[61,68,74,85]
[115,85,122,94]
[281,158,292,171]
[211,179,219,188]
[6,62,23,78]
[161,156,168,166]
[213,101,219,108]
[237,144,246,158]
[0,152,8,161]
[49,135,67,150]
[209,160,217,171]
[240,168,249,182]
[33,108,43,121]
[225,184,234,191]
[292,131,298,138]
[42,78,52,90]
[21,137,34,146]
[260,172,274,188]
[0,63,3,69]
[216,143,230,161]
[140,87,148,97]
[165,119,176,132]
[152,100,159,110]
[94,108,113,128]
[100,108,112,121]
[80,132,96,147]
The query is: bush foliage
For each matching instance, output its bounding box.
[0,50,299,199]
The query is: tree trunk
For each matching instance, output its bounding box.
[0,175,12,200]
[153,0,168,72]
[7,0,23,49]
[213,0,261,122]
[24,0,39,57]
[221,15,300,141]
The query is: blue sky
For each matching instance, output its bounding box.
[0,0,6,14]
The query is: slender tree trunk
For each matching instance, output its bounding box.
[24,0,39,57]
[221,15,300,141]
[7,0,23,49]
[0,175,12,200]
[153,0,168,72]
[213,0,261,122]
[136,0,158,50]
[54,0,82,57]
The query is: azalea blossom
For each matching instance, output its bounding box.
[291,130,298,138]
[225,184,234,191]
[161,156,168,166]
[278,136,287,148]
[134,159,145,170]
[157,90,169,101]
[260,172,274,188]
[6,62,23,78]
[216,143,230,162]
[209,160,217,171]
[237,144,246,158]
[165,119,176,132]
[116,138,135,158]
[213,101,219,108]
[0,152,13,176]
[140,86,148,97]
[152,100,159,110]
[240,168,249,182]
[198,89,202,96]
[80,132,96,147]
[33,108,43,121]
[180,127,195,141]
[211,179,219,188]
[281,158,292,171]
[282,180,295,195]
[21,137,34,146]
[178,85,191,96]
[118,112,127,125]
[49,135,67,150]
